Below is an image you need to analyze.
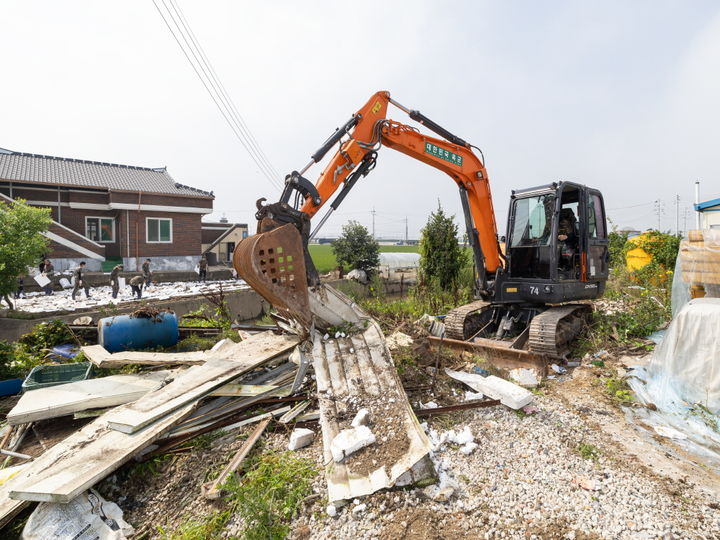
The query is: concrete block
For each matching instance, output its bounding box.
[288,428,315,450]
[330,426,376,462]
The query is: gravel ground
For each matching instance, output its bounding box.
[290,385,720,540]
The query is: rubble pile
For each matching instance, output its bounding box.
[10,279,249,313]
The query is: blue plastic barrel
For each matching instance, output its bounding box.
[98,312,179,352]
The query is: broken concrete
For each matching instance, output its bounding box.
[288,428,315,451]
[445,368,533,410]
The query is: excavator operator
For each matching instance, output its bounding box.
[558,208,578,275]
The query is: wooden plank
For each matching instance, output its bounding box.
[7,371,174,425]
[7,403,194,503]
[208,384,279,397]
[102,333,299,434]
[202,417,271,499]
[82,344,208,368]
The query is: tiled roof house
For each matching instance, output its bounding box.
[0,148,214,271]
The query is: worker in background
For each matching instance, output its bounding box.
[129,275,144,299]
[41,259,55,295]
[15,275,25,299]
[198,255,208,282]
[71,262,91,300]
[110,263,124,299]
[142,259,152,288]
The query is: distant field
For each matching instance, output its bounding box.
[308,244,420,273]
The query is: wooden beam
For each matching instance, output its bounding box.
[82,344,207,368]
[202,417,271,500]
[8,403,194,503]
[7,371,174,425]
[102,333,298,434]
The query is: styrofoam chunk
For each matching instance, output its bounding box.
[445,368,533,409]
[460,441,478,455]
[509,368,539,388]
[351,408,370,427]
[288,428,315,450]
[330,425,376,462]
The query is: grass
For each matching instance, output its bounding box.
[158,450,316,540]
[308,243,420,273]
[224,451,317,539]
[604,376,636,405]
[577,442,601,460]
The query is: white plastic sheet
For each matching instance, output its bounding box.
[628,297,720,464]
[22,490,133,540]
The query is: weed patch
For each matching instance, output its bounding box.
[224,451,316,539]
[604,377,635,405]
[577,442,601,460]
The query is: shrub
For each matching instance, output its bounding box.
[331,221,380,275]
[418,202,468,290]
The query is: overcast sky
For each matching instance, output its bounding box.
[2,1,719,239]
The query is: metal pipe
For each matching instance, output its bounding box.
[388,97,411,114]
[298,159,315,177]
[309,207,334,240]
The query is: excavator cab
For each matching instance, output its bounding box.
[495,181,608,304]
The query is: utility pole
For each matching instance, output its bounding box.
[675,194,680,235]
[695,180,701,230]
[371,207,376,239]
[404,217,408,245]
[654,199,663,231]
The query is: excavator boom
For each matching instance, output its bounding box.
[233,91,503,324]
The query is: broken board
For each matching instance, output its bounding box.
[82,344,208,368]
[7,371,174,425]
[309,287,433,502]
[102,332,299,434]
[7,403,194,503]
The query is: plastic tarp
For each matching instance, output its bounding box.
[628,297,720,463]
[22,490,133,540]
[378,252,420,269]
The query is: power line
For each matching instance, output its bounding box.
[166,0,281,182]
[151,0,281,190]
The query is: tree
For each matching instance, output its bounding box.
[419,202,468,290]
[331,221,380,275]
[0,199,52,309]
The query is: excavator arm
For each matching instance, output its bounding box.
[234,91,503,326]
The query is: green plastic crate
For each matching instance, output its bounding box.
[22,362,93,392]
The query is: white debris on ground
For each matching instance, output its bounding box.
[288,428,316,450]
[9,279,249,313]
[385,331,414,350]
[330,425,377,462]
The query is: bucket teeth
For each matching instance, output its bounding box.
[232,223,311,327]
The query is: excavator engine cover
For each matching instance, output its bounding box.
[233,223,311,327]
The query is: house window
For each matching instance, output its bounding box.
[85,217,115,242]
[147,217,172,243]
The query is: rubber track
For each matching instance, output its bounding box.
[527,304,589,357]
[444,300,491,340]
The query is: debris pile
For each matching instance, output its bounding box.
[9,279,248,314]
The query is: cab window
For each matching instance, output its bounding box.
[510,194,554,247]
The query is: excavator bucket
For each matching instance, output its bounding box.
[232,223,312,327]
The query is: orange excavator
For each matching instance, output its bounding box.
[233,91,609,358]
